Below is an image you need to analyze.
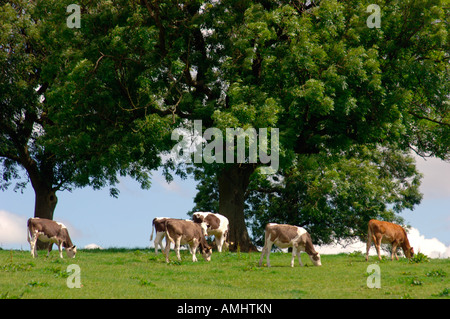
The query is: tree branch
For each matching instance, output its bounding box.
[408,111,450,127]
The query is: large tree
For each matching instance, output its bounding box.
[8,0,448,251]
[0,0,169,224]
[177,0,448,249]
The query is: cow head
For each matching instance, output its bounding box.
[309,252,322,266]
[192,213,204,224]
[66,245,77,258]
[202,247,212,262]
[199,243,212,262]
[406,246,414,259]
[200,222,208,237]
[192,214,208,236]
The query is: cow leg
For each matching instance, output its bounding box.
[47,243,53,258]
[259,243,272,267]
[164,236,172,263]
[216,235,224,253]
[265,242,274,267]
[58,243,64,258]
[375,235,383,261]
[30,232,38,258]
[154,232,165,254]
[391,242,398,261]
[297,248,304,267]
[175,238,182,261]
[190,241,198,262]
[191,247,198,262]
[291,246,297,267]
[258,245,266,267]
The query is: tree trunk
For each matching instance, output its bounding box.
[218,164,257,252]
[32,186,58,250]
[19,146,58,221]
[24,157,58,248]
[34,187,58,220]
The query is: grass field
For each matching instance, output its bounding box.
[0,248,448,299]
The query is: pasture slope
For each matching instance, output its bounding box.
[0,248,448,299]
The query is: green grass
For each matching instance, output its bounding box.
[0,248,448,299]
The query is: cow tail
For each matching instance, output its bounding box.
[164,223,174,245]
[150,219,155,241]
[26,219,32,243]
[367,222,373,244]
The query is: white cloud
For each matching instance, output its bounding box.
[413,155,450,200]
[407,227,449,258]
[0,210,28,246]
[317,238,381,256]
[154,174,193,197]
[317,227,449,258]
[83,243,103,250]
[156,175,183,193]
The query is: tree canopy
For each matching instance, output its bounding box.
[0,0,170,221]
[1,0,448,250]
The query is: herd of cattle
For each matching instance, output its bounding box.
[26,213,415,266]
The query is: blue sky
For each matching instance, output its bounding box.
[0,154,449,256]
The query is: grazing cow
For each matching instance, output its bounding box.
[259,223,322,267]
[27,218,77,258]
[366,219,414,261]
[164,219,212,263]
[150,217,194,254]
[192,212,229,252]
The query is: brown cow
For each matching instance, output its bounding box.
[259,223,322,267]
[164,219,212,263]
[27,218,77,258]
[366,219,414,261]
[150,217,191,254]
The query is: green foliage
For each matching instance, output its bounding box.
[432,288,449,297]
[186,0,447,245]
[26,280,49,288]
[0,261,35,272]
[194,145,420,244]
[409,277,424,286]
[426,269,447,278]
[348,251,364,258]
[1,0,449,238]
[410,252,431,264]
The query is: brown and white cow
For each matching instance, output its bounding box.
[259,223,322,267]
[27,218,77,258]
[164,219,212,263]
[366,219,414,261]
[192,212,229,252]
[150,217,194,254]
